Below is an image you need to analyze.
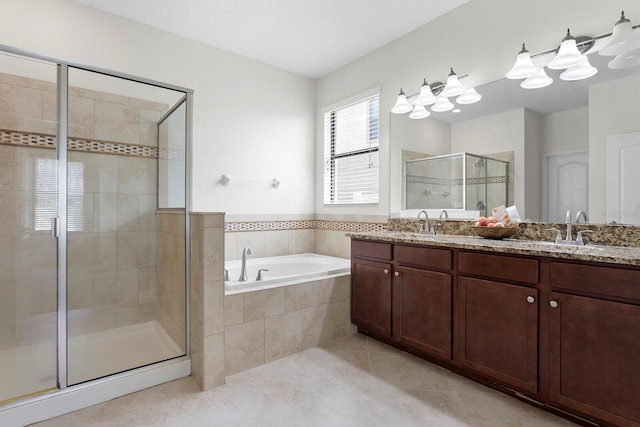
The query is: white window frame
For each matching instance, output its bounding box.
[323,91,380,205]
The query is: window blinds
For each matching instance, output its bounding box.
[323,94,379,204]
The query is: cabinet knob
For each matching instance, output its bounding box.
[394,271,400,277]
[550,300,559,308]
[383,269,389,274]
[526,296,535,304]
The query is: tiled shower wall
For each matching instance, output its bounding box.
[0,71,167,350]
[156,211,186,352]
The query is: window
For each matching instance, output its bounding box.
[323,94,379,204]
[35,158,85,232]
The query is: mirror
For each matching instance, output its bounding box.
[390,53,640,224]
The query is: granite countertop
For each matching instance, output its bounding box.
[348,231,640,267]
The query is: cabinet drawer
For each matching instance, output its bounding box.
[351,240,392,261]
[550,262,640,302]
[458,251,539,284]
[395,245,451,271]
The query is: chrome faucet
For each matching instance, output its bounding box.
[439,209,449,219]
[576,210,588,223]
[545,209,593,245]
[417,210,434,235]
[565,210,573,242]
[238,247,252,281]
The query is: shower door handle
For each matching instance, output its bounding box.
[51,216,60,239]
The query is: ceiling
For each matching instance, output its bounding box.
[72,0,471,79]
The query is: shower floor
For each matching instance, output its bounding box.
[0,321,182,404]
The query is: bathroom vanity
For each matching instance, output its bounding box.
[349,232,640,427]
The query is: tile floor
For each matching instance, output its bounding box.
[33,334,576,426]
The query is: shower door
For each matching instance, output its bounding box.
[65,68,187,385]
[0,46,191,420]
[0,52,59,403]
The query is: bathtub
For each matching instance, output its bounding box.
[225,253,351,294]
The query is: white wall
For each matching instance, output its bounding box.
[540,107,589,154]
[524,109,541,221]
[389,114,450,213]
[0,0,316,215]
[589,73,640,222]
[316,0,640,217]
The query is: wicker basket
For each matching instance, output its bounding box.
[471,226,520,240]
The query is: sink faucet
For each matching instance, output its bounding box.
[576,210,588,223]
[239,247,252,281]
[565,210,573,242]
[417,210,434,235]
[439,209,449,219]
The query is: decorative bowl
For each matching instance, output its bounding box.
[471,226,520,240]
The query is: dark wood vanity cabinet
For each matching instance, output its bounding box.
[351,241,393,337]
[351,241,452,357]
[457,252,539,394]
[393,245,452,360]
[351,238,640,426]
[457,276,538,393]
[548,262,640,426]
[351,258,392,337]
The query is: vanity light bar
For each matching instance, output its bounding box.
[391,72,482,119]
[507,11,640,86]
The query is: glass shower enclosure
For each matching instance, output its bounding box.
[0,45,191,412]
[404,152,509,216]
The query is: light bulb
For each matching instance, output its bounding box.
[599,11,640,57]
[520,68,553,89]
[547,29,587,70]
[415,79,437,105]
[608,49,640,69]
[391,89,412,114]
[456,88,482,104]
[409,104,430,119]
[431,96,455,112]
[560,57,598,81]
[506,44,539,79]
[441,68,465,97]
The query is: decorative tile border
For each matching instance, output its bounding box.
[406,174,507,185]
[314,220,388,232]
[0,129,56,149]
[0,129,158,158]
[225,220,387,233]
[225,220,315,232]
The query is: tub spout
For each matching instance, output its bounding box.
[239,247,252,281]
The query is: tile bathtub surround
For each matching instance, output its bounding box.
[387,217,640,248]
[223,275,353,376]
[33,334,576,427]
[224,214,388,260]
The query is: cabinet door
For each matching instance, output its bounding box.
[351,258,392,337]
[549,292,640,426]
[457,277,538,393]
[394,266,451,360]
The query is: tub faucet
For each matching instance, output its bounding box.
[256,269,269,281]
[439,209,449,219]
[417,210,434,235]
[576,210,588,223]
[239,247,252,282]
